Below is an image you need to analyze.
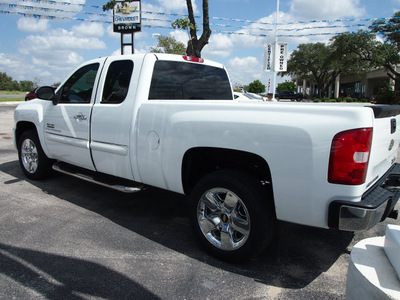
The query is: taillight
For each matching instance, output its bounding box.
[328,128,373,185]
[183,56,204,63]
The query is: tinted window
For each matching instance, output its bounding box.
[58,63,99,104]
[102,60,134,104]
[149,61,232,100]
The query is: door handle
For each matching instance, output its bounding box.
[73,114,87,121]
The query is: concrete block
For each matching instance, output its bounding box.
[385,224,400,281]
[346,237,400,300]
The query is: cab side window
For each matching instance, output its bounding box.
[102,60,134,104]
[57,63,99,104]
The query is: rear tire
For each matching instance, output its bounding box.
[18,130,52,180]
[188,169,276,261]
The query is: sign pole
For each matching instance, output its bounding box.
[271,0,280,101]
[113,0,141,55]
[120,33,123,55]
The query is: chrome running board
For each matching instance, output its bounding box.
[52,162,145,193]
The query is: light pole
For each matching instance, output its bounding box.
[271,0,280,101]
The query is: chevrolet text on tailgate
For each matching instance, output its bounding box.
[13,53,400,261]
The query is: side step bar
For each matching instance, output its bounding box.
[52,162,145,193]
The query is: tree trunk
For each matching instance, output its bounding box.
[186,0,211,58]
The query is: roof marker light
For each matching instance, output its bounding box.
[183,56,204,63]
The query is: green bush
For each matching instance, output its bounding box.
[375,85,400,105]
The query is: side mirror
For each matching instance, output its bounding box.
[36,86,57,104]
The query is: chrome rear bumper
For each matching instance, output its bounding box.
[329,163,400,231]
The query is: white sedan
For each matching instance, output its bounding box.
[233,92,264,101]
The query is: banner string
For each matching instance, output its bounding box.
[1,0,397,26]
[0,1,397,38]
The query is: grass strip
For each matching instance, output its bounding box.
[0,98,24,102]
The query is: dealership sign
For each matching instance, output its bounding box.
[113,1,141,33]
[264,42,288,72]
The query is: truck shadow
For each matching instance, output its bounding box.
[0,242,161,299]
[1,160,354,290]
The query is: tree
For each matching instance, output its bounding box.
[102,0,116,11]
[247,80,265,94]
[282,12,400,101]
[329,12,400,89]
[171,1,211,57]
[150,35,186,55]
[0,72,14,90]
[171,17,197,40]
[370,12,400,83]
[276,81,297,93]
[370,11,400,49]
[284,43,341,98]
[330,31,384,72]
[19,80,35,92]
[103,0,211,58]
[330,30,400,89]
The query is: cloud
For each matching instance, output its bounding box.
[202,33,234,58]
[244,11,362,46]
[0,52,57,84]
[289,0,366,19]
[156,0,197,13]
[226,56,263,85]
[72,22,104,37]
[19,28,106,55]
[169,30,189,44]
[14,25,107,83]
[31,51,84,69]
[17,18,49,33]
[0,53,25,72]
[6,0,86,19]
[106,24,121,39]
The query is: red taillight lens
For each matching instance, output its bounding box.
[328,128,373,185]
[183,56,204,63]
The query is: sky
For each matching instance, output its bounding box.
[0,0,400,90]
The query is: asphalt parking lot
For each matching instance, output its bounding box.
[1,103,399,299]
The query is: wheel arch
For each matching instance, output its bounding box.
[14,121,37,147]
[182,147,273,196]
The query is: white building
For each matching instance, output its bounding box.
[298,66,396,99]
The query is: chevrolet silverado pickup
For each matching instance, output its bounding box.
[13,53,400,261]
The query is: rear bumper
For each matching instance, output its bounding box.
[328,163,400,231]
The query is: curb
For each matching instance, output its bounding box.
[0,102,21,106]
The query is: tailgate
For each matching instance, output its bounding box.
[366,105,400,188]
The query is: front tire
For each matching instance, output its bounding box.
[18,130,52,180]
[189,169,276,261]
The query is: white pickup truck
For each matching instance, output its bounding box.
[13,53,400,261]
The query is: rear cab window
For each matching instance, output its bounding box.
[148,61,232,100]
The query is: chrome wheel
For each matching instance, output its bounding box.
[21,138,39,174]
[197,188,250,251]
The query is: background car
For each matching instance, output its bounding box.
[276,90,303,101]
[233,92,266,101]
[25,88,39,101]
